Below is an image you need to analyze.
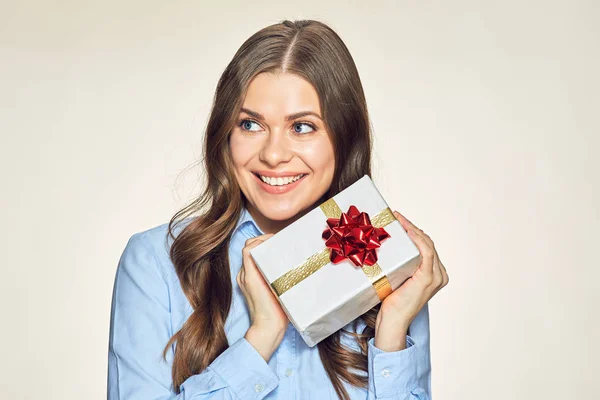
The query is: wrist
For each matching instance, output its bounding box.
[251,317,288,333]
[374,326,409,352]
[245,324,286,362]
[374,310,410,352]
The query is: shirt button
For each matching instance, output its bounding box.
[285,368,293,377]
[381,369,391,378]
[254,383,264,392]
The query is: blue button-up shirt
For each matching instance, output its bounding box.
[108,207,432,399]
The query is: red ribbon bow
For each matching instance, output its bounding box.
[322,205,391,267]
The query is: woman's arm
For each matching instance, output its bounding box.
[366,302,432,399]
[107,233,279,399]
[360,208,449,399]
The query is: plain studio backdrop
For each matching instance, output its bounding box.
[1,1,598,399]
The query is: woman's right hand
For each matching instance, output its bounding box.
[238,234,289,361]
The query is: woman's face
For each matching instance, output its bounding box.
[229,72,335,233]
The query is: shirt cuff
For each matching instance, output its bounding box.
[181,337,279,399]
[368,335,420,398]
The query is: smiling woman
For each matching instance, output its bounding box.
[107,19,434,400]
[230,72,336,232]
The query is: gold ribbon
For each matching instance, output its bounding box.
[270,198,396,301]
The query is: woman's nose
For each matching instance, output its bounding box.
[259,129,293,166]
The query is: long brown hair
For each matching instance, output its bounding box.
[163,19,379,400]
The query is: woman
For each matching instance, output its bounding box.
[108,19,448,400]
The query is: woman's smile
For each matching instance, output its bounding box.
[251,171,309,194]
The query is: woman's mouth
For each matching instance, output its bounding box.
[252,172,308,194]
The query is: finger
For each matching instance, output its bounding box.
[241,234,274,282]
[407,228,435,281]
[396,211,436,263]
[393,210,422,234]
[394,211,437,254]
[423,235,446,293]
[393,211,439,289]
[431,261,449,297]
[431,250,443,288]
[244,233,274,247]
[413,233,442,289]
[242,233,275,257]
[405,218,435,251]
[393,210,427,245]
[439,260,449,287]
[236,267,246,294]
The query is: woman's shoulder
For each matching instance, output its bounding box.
[119,217,195,279]
[132,216,194,247]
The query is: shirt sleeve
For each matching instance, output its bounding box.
[367,302,432,400]
[108,232,279,400]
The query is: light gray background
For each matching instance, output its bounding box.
[1,1,598,399]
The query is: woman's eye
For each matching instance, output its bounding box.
[238,119,316,134]
[239,119,261,132]
[293,122,316,135]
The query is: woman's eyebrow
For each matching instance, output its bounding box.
[240,107,323,121]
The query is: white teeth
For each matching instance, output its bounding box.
[259,173,305,186]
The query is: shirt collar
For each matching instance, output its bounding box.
[233,206,265,237]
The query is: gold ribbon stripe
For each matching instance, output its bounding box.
[270,198,396,300]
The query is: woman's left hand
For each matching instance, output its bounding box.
[374,210,449,351]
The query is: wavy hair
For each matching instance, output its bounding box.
[163,19,380,400]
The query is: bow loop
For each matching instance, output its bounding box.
[321,205,391,267]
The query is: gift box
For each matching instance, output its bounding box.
[249,174,421,347]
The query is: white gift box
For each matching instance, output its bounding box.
[249,174,421,347]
